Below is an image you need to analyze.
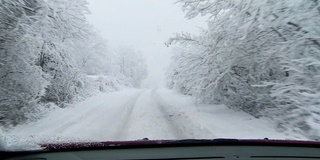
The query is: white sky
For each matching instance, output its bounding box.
[86,0,207,87]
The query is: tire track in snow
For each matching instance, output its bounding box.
[147,90,188,139]
[152,90,215,139]
[151,90,188,139]
[121,90,184,140]
[111,90,145,140]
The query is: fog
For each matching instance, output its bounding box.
[86,0,207,87]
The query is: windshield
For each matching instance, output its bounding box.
[1,0,319,151]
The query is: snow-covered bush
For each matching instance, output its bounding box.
[85,75,122,94]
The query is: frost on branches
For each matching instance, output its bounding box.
[0,0,49,127]
[167,0,320,139]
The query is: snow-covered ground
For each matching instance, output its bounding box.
[2,89,307,150]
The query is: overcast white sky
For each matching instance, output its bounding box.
[86,0,207,87]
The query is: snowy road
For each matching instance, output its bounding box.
[6,89,304,144]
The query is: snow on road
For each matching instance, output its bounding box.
[3,88,305,147]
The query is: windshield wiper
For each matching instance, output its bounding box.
[39,139,320,152]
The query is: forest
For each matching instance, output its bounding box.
[1,0,320,140]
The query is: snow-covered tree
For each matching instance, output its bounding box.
[0,0,49,126]
[167,0,320,139]
[75,33,112,76]
[113,46,148,87]
[0,0,93,126]
[36,0,92,106]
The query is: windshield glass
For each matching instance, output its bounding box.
[1,0,319,151]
